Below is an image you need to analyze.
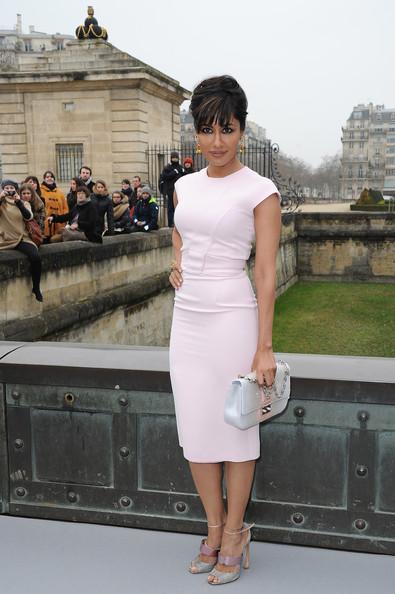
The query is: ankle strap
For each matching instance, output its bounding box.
[224,522,255,535]
[207,522,224,528]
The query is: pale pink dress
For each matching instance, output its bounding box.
[169,166,280,462]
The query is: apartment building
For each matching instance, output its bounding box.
[340,103,395,200]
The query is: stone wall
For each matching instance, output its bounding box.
[1,213,393,345]
[296,212,395,282]
[0,215,298,344]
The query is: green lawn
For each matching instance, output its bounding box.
[272,281,395,357]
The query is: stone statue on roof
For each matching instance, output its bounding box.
[75,6,108,40]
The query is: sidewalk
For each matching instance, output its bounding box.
[0,516,394,594]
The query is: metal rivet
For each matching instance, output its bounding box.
[354,519,367,531]
[294,406,305,418]
[119,446,130,458]
[356,465,368,477]
[67,491,78,503]
[120,496,132,508]
[119,396,129,407]
[12,391,21,400]
[64,392,75,406]
[14,438,24,450]
[175,501,188,513]
[292,512,304,524]
[15,487,26,497]
[358,411,369,423]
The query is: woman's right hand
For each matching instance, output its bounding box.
[169,261,183,290]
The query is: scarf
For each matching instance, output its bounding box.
[42,181,57,191]
[112,195,129,220]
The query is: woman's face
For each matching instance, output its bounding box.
[21,188,32,202]
[137,187,143,197]
[196,116,243,168]
[112,193,122,204]
[96,183,105,195]
[44,172,55,184]
[70,179,77,191]
[27,178,38,191]
[77,190,87,202]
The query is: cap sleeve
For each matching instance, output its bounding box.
[251,178,281,209]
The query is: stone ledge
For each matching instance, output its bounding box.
[0,271,171,342]
[0,229,172,282]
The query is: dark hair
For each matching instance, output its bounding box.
[190,75,248,132]
[23,175,41,197]
[79,165,92,175]
[76,185,90,197]
[70,176,80,187]
[121,178,131,185]
[133,175,141,182]
[43,170,55,180]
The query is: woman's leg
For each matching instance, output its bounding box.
[208,460,255,582]
[189,462,226,566]
[15,241,42,301]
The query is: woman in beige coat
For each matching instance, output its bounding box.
[0,180,43,301]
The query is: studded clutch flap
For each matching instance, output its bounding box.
[224,360,291,430]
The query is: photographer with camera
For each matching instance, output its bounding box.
[0,180,43,302]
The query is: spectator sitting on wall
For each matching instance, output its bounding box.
[159,151,184,227]
[90,179,114,236]
[131,186,159,232]
[112,191,132,234]
[120,179,135,208]
[78,165,95,193]
[23,175,42,199]
[183,156,195,174]
[67,177,80,213]
[20,183,46,233]
[40,170,68,243]
[47,186,101,243]
[0,180,43,302]
[131,175,142,204]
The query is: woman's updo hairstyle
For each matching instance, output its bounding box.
[190,75,248,133]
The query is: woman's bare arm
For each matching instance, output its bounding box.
[251,194,282,385]
[169,191,183,289]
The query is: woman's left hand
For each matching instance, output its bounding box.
[251,347,277,387]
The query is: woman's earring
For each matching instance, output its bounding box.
[196,143,202,154]
[239,139,245,154]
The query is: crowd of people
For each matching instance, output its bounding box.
[0,152,194,303]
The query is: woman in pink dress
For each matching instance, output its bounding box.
[169,75,281,585]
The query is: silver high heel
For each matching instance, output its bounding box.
[189,523,224,574]
[207,522,254,585]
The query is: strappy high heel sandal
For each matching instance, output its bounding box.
[189,523,224,574]
[207,522,254,585]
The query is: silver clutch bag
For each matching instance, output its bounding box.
[224,360,291,430]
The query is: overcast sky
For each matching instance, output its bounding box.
[2,0,394,166]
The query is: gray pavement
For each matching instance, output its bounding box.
[0,516,394,594]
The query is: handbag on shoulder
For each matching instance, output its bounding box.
[25,218,43,247]
[224,360,291,430]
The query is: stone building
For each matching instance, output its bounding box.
[340,103,395,200]
[0,14,189,188]
[0,13,74,57]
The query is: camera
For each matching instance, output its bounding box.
[5,190,16,197]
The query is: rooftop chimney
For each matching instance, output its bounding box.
[16,14,22,34]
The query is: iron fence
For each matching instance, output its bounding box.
[146,140,304,215]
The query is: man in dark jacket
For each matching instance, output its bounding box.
[159,151,184,227]
[131,186,159,232]
[48,186,102,243]
[78,166,95,193]
[90,180,114,236]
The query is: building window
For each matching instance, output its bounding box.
[55,144,83,182]
[387,136,395,143]
[350,142,354,148]
[387,147,395,154]
[358,166,363,178]
[24,40,32,52]
[391,113,395,121]
[350,131,354,139]
[359,142,364,149]
[376,113,382,121]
